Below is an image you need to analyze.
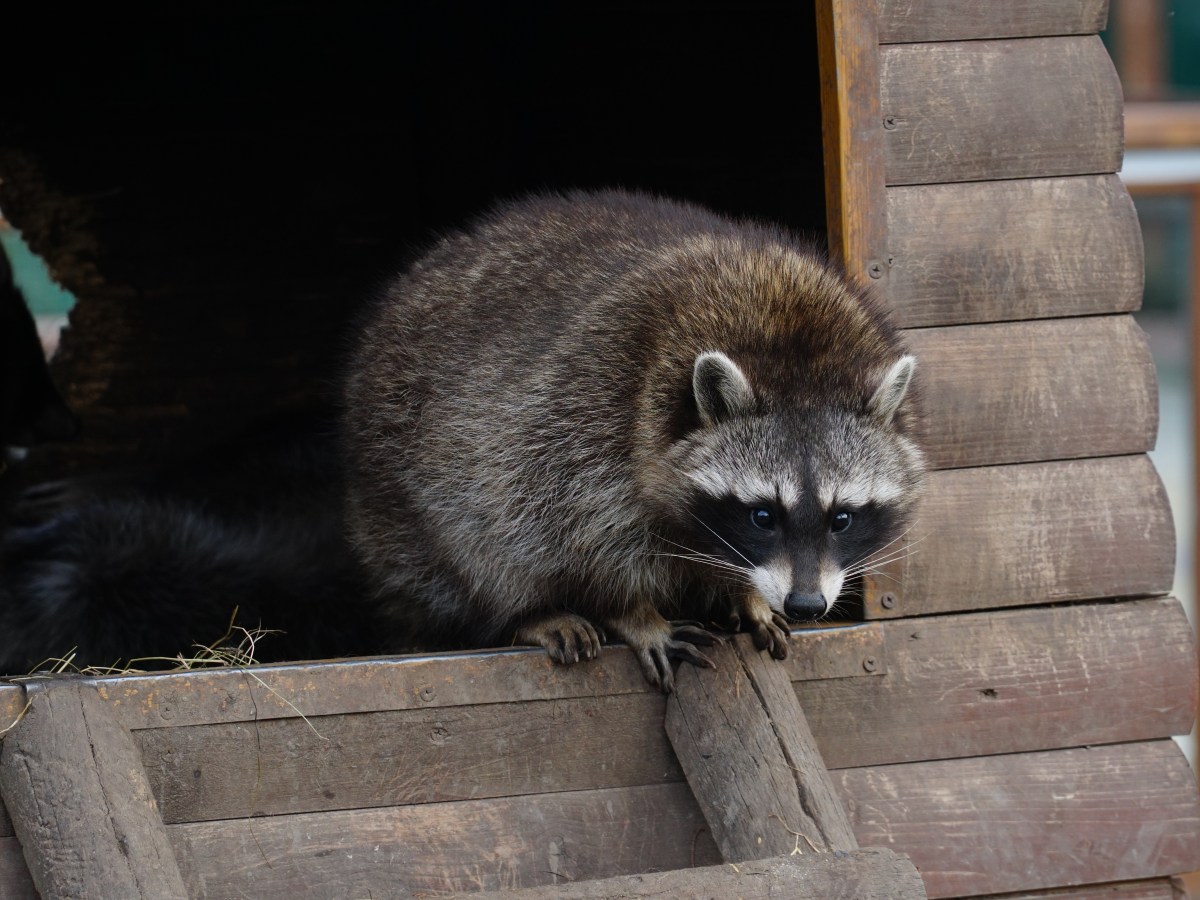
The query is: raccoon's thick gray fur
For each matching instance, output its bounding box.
[344,189,923,691]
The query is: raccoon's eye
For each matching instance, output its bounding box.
[831,510,852,533]
[750,507,776,531]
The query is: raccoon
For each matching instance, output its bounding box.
[343,189,923,691]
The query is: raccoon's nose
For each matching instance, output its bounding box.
[784,591,827,621]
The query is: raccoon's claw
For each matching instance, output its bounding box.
[748,611,791,660]
[641,626,720,693]
[516,613,604,665]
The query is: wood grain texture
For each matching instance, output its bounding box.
[887,176,1143,327]
[0,682,187,899]
[836,741,1200,898]
[817,0,889,284]
[169,782,722,898]
[665,636,856,861]
[881,36,1123,185]
[0,622,881,733]
[135,599,1194,826]
[465,849,926,900]
[163,741,1199,899]
[866,455,1175,617]
[910,316,1158,470]
[0,836,36,900]
[142,691,681,825]
[797,597,1197,769]
[968,879,1181,900]
[878,0,1109,44]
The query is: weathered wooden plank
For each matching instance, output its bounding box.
[887,176,1143,327]
[168,782,722,898]
[817,0,889,285]
[0,836,37,900]
[136,599,1194,825]
[878,0,1108,44]
[837,741,1200,898]
[141,691,680,825]
[881,36,1123,185]
[665,636,857,861]
[0,681,187,899]
[0,622,880,732]
[865,455,1175,618]
[798,597,1197,769]
[967,878,1181,899]
[910,316,1158,470]
[165,741,1200,899]
[465,849,926,900]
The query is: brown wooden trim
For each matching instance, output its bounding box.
[817,0,889,286]
[0,681,187,898]
[877,0,1109,44]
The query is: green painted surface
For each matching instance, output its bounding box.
[0,227,76,316]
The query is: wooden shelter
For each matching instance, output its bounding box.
[1,1,1198,896]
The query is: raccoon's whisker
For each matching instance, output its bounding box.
[686,513,754,568]
[844,547,916,576]
[652,534,751,570]
[844,566,902,588]
[652,552,750,578]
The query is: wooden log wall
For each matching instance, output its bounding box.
[809,0,1200,896]
[1,1,1198,897]
[0,596,1197,897]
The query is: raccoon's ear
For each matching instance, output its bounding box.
[866,355,916,424]
[693,351,755,426]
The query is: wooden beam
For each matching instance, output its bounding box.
[887,176,1143,327]
[877,0,1109,44]
[817,0,889,286]
[463,849,926,899]
[664,635,858,860]
[159,740,1199,898]
[865,455,1174,617]
[881,36,1124,185]
[909,316,1157,470]
[0,680,186,899]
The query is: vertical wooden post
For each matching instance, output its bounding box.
[816,0,888,286]
[0,680,187,899]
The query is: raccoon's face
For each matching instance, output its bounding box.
[683,411,918,619]
[674,351,922,620]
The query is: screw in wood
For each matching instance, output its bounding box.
[867,261,885,279]
[880,593,897,610]
[883,115,898,130]
[862,657,879,673]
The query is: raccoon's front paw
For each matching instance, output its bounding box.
[633,623,719,694]
[733,596,791,660]
[515,612,604,665]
